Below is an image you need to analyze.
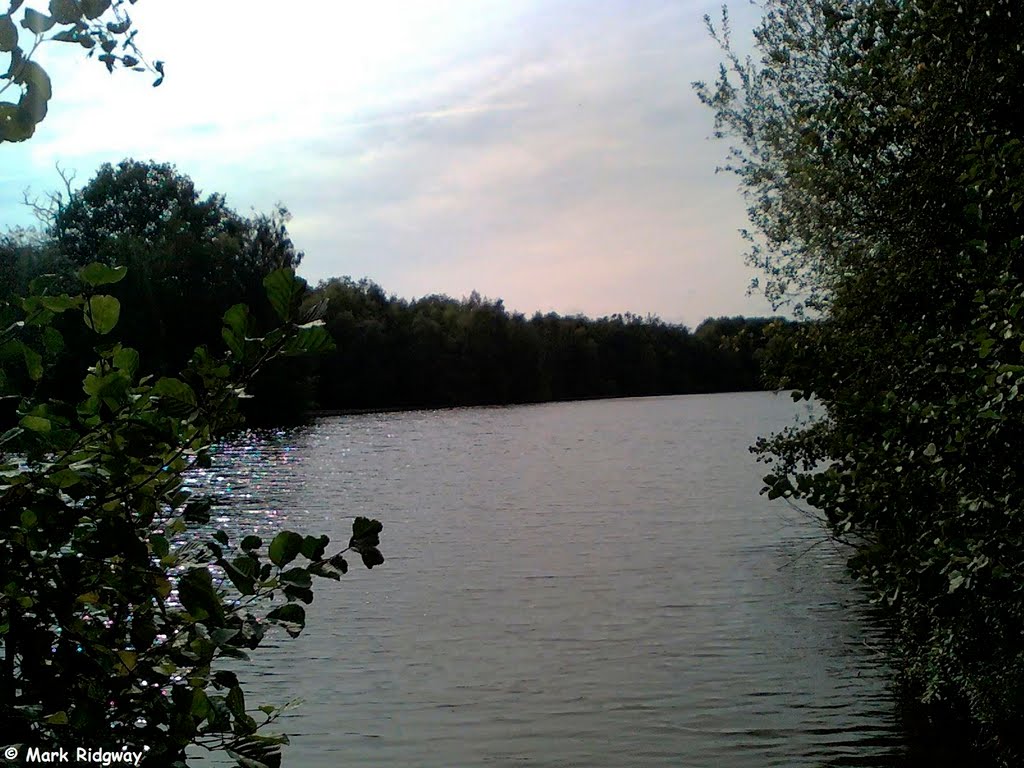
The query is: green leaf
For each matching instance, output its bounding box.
[222,303,250,357]
[20,8,54,33]
[240,535,262,552]
[41,326,63,354]
[49,468,81,488]
[112,346,139,377]
[19,414,50,432]
[150,534,169,558]
[222,556,257,596]
[300,534,329,561]
[22,342,42,381]
[284,324,335,356]
[178,568,225,625]
[266,603,305,637]
[268,531,303,567]
[43,710,68,725]
[152,377,197,415]
[226,685,246,720]
[79,262,127,287]
[83,294,120,335]
[80,0,110,19]
[48,0,81,24]
[20,509,36,527]
[0,14,17,52]
[263,268,305,322]
[0,101,34,142]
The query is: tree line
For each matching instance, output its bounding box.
[2,159,793,425]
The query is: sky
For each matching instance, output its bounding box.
[1,0,772,329]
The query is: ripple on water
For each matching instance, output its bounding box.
[188,394,907,768]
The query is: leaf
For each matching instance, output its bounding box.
[80,0,109,19]
[240,535,262,552]
[0,14,16,52]
[226,685,246,720]
[359,547,385,569]
[22,342,42,381]
[222,303,250,357]
[222,556,257,596]
[20,8,54,33]
[49,468,80,488]
[280,568,312,588]
[105,17,129,34]
[349,516,383,550]
[115,650,137,674]
[183,499,211,524]
[268,531,303,567]
[112,346,139,377]
[150,534,169,558]
[311,553,348,580]
[152,377,197,415]
[13,60,50,123]
[79,261,127,286]
[300,534,329,561]
[283,324,335,356]
[19,414,50,432]
[266,604,305,638]
[39,295,79,312]
[44,710,69,725]
[0,101,34,142]
[263,268,306,322]
[41,326,63,354]
[48,0,81,24]
[83,294,120,334]
[178,568,225,625]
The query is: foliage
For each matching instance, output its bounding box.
[4,157,792,418]
[2,160,305,411]
[698,0,1024,761]
[307,278,788,412]
[0,264,383,766]
[1,0,162,143]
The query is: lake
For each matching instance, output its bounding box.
[187,391,909,767]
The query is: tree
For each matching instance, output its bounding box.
[2,8,385,766]
[1,265,384,766]
[697,0,1024,760]
[1,0,163,143]
[48,159,303,377]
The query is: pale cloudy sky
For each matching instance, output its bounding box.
[1,0,771,328]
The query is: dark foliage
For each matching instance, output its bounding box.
[698,0,1024,762]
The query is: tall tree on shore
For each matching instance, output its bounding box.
[697,0,1024,760]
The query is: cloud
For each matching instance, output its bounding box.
[2,0,774,327]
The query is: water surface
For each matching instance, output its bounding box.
[189,392,904,767]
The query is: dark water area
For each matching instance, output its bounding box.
[185,392,926,767]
